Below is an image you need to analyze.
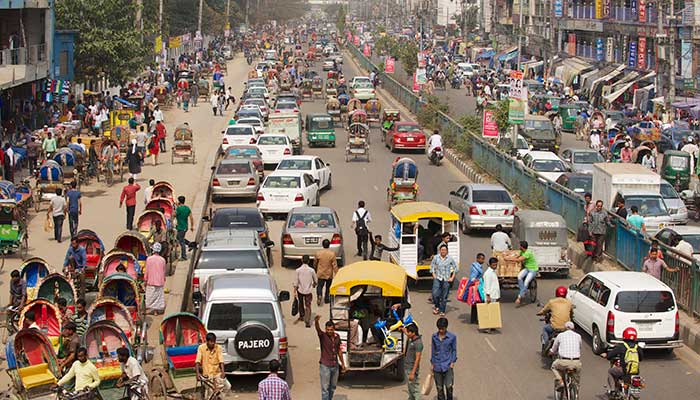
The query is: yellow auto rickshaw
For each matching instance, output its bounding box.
[329,261,413,381]
[386,202,460,281]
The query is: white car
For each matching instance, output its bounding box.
[568,271,682,354]
[257,171,320,214]
[276,155,332,190]
[457,62,474,78]
[243,98,269,120]
[256,134,292,166]
[522,151,569,182]
[236,117,265,135]
[351,76,372,88]
[222,124,257,151]
[245,86,270,101]
[352,81,376,101]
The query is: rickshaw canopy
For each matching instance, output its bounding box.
[330,261,407,298]
[390,201,459,222]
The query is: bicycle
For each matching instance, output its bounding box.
[197,376,225,400]
[554,368,579,400]
[0,305,20,344]
[53,386,104,400]
[117,376,150,400]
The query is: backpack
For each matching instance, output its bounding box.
[355,210,368,236]
[623,342,639,375]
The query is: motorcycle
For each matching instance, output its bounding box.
[429,147,443,166]
[246,54,253,65]
[450,75,462,89]
[539,313,562,367]
[607,359,644,400]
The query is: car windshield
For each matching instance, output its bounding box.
[277,103,297,109]
[278,159,312,170]
[226,148,258,158]
[615,290,675,313]
[217,162,251,175]
[516,138,529,149]
[226,126,254,135]
[356,82,373,89]
[264,176,301,188]
[211,213,263,229]
[626,196,669,217]
[680,234,700,250]
[532,160,566,172]
[564,108,578,117]
[472,189,512,203]
[246,99,265,107]
[660,183,680,199]
[197,250,266,269]
[309,117,333,130]
[573,151,604,164]
[238,119,261,126]
[397,125,421,133]
[525,120,553,130]
[567,176,592,193]
[207,302,277,331]
[288,213,336,228]
[258,136,287,145]
[249,88,265,94]
[667,155,689,170]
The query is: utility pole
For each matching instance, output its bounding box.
[198,0,203,34]
[658,0,665,101]
[245,0,249,28]
[385,0,389,29]
[158,0,163,35]
[516,0,524,71]
[669,0,676,104]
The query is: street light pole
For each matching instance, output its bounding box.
[198,0,203,34]
[516,0,524,71]
[669,0,676,104]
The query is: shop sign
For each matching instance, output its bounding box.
[385,57,395,74]
[483,110,499,138]
[596,38,605,61]
[638,37,647,69]
[628,41,637,68]
[682,40,693,79]
[567,33,576,56]
[639,0,646,22]
[554,0,563,17]
[595,0,603,19]
[606,37,614,62]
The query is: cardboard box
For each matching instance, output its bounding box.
[496,250,522,277]
[477,302,503,330]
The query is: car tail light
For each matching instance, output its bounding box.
[294,193,304,202]
[331,234,341,245]
[222,137,229,144]
[294,109,299,112]
[469,206,479,215]
[282,234,293,245]
[192,277,200,293]
[257,192,265,201]
[372,90,375,94]
[212,178,220,187]
[631,376,642,387]
[279,337,288,356]
[675,311,679,336]
[511,206,519,215]
[434,146,442,151]
[284,148,291,155]
[250,137,257,144]
[606,311,615,334]
[247,178,256,186]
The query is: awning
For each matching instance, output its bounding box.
[498,46,519,61]
[590,64,626,97]
[579,68,601,92]
[114,97,137,108]
[671,98,700,109]
[523,60,544,69]
[477,50,496,60]
[561,57,594,86]
[603,71,656,104]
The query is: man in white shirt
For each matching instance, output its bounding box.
[117,347,148,400]
[427,129,443,155]
[483,258,500,303]
[143,179,155,206]
[153,106,164,123]
[490,224,511,255]
[549,321,582,391]
[680,137,699,172]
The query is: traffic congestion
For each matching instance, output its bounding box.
[1,5,700,400]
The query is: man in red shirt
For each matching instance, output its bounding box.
[119,177,141,230]
[156,121,167,153]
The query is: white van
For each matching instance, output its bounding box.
[568,271,682,354]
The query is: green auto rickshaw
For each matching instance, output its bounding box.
[661,150,691,191]
[559,104,581,132]
[305,113,336,147]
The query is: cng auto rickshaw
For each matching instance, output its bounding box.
[511,210,570,277]
[305,113,336,147]
[559,104,581,132]
[386,202,460,281]
[381,110,401,140]
[661,150,691,191]
[329,261,412,381]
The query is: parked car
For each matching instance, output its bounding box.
[257,171,321,214]
[256,134,292,166]
[276,155,332,190]
[655,226,700,260]
[281,206,344,267]
[568,271,682,354]
[556,173,592,195]
[522,151,569,182]
[198,274,290,377]
[385,122,427,152]
[660,180,689,224]
[560,148,605,174]
[448,183,517,233]
[222,124,258,151]
[211,159,260,201]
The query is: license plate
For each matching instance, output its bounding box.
[304,237,319,245]
[488,210,503,216]
[273,195,287,200]
[636,324,654,332]
[228,180,240,185]
[406,137,415,141]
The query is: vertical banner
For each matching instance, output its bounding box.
[631,0,637,17]
[416,68,427,84]
[554,0,563,17]
[363,44,371,56]
[628,41,638,67]
[682,40,693,79]
[482,110,499,138]
[596,38,605,61]
[606,37,614,62]
[353,35,360,46]
[604,0,611,17]
[154,36,162,54]
[595,0,603,18]
[638,37,647,69]
[385,57,395,74]
[639,0,646,22]
[508,71,527,124]
[568,33,577,56]
[412,72,420,93]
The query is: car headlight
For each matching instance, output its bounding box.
[669,208,678,214]
[679,206,688,214]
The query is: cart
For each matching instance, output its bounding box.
[326,96,341,122]
[365,99,382,127]
[312,76,324,99]
[346,123,370,163]
[496,249,537,303]
[387,157,419,207]
[74,229,105,291]
[98,139,125,186]
[300,79,313,101]
[5,329,61,399]
[172,124,196,164]
[325,78,338,97]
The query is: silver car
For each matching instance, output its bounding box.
[660,180,689,224]
[448,183,517,233]
[560,148,605,174]
[211,159,260,201]
[280,206,344,267]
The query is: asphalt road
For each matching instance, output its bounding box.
[1,49,698,400]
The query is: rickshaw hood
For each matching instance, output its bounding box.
[330,261,407,298]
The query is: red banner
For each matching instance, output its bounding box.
[385,57,395,74]
[353,35,360,46]
[363,44,371,56]
[412,73,420,93]
[639,0,646,22]
[638,37,647,69]
[482,110,499,138]
[568,33,576,56]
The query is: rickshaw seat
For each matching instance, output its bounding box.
[86,254,101,266]
[97,365,123,380]
[18,363,57,389]
[166,345,199,369]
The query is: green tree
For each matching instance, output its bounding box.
[336,4,346,32]
[56,0,149,86]
[398,41,418,76]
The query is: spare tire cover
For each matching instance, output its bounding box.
[234,322,274,361]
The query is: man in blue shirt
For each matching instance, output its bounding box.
[65,181,82,238]
[430,245,458,316]
[64,237,87,298]
[431,317,457,400]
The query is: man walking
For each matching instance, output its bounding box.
[315,315,346,400]
[48,188,67,242]
[156,120,167,153]
[175,196,194,261]
[351,200,371,259]
[314,239,338,306]
[144,243,166,315]
[65,181,82,238]
[430,245,458,316]
[257,359,290,400]
[119,178,141,230]
[431,317,457,400]
[294,255,317,327]
[588,200,611,262]
[403,323,423,400]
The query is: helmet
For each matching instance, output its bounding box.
[151,242,162,253]
[622,327,638,341]
[555,286,568,298]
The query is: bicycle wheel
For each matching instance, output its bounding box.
[528,279,538,303]
[566,374,579,400]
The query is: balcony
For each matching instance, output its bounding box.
[0,43,50,90]
[566,5,662,25]
[0,44,47,66]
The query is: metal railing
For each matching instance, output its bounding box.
[0,44,47,66]
[346,43,700,317]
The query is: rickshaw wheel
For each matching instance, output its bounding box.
[149,373,169,399]
[171,152,175,164]
[192,151,196,164]
[20,235,28,260]
[528,279,538,303]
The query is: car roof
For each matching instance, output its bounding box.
[617,189,662,196]
[279,155,317,160]
[220,158,252,165]
[203,229,260,249]
[527,151,561,160]
[466,183,509,191]
[206,274,278,301]
[563,148,599,154]
[661,225,700,235]
[586,271,672,291]
[227,124,255,129]
[289,206,335,214]
[268,170,307,177]
[213,207,262,217]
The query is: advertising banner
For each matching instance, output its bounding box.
[353,35,360,46]
[604,0,611,16]
[416,68,428,84]
[682,40,693,79]
[154,36,162,53]
[568,33,576,56]
[385,57,395,74]
[595,0,603,19]
[482,110,499,138]
[363,44,371,56]
[606,37,614,62]
[508,71,526,124]
[169,36,181,49]
[596,38,605,61]
[639,0,646,22]
[628,41,637,68]
[638,37,646,69]
[412,72,420,93]
[554,0,563,17]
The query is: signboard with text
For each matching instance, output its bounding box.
[508,71,526,124]
[482,110,499,138]
[554,0,563,17]
[638,37,647,69]
[628,41,637,67]
[169,36,181,49]
[385,57,395,74]
[639,0,646,22]
[416,68,427,84]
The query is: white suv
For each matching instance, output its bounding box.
[568,271,682,354]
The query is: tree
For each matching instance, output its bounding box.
[398,41,418,76]
[335,4,346,32]
[56,0,150,86]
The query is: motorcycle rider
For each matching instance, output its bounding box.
[600,327,642,395]
[537,286,574,346]
[427,129,443,163]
